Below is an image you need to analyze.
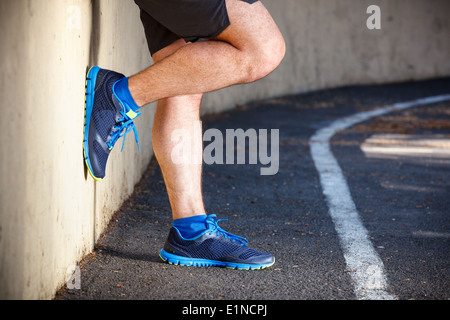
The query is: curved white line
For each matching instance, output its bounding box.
[309,94,450,300]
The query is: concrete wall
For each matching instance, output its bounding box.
[203,0,450,112]
[0,0,154,300]
[0,0,449,299]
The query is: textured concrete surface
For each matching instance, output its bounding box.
[0,0,153,300]
[202,0,450,113]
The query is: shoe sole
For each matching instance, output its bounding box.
[159,249,275,270]
[83,66,103,181]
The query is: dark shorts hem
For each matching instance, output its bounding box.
[135,0,258,56]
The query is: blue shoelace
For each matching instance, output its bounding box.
[205,214,248,246]
[107,113,140,152]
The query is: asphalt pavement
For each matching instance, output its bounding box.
[56,77,450,303]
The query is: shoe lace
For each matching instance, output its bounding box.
[107,112,140,152]
[205,214,248,246]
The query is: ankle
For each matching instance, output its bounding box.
[127,76,147,107]
[114,77,141,112]
[173,214,208,239]
[172,212,206,220]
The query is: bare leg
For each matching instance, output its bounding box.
[129,0,285,107]
[151,40,206,220]
[140,0,285,220]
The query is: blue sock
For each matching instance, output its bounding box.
[173,215,208,239]
[113,77,140,114]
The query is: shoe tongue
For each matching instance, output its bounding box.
[112,93,141,121]
[113,77,141,119]
[111,94,125,114]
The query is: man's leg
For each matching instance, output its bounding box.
[84,0,282,268]
[83,0,284,181]
[149,36,277,269]
[151,39,206,221]
[128,0,285,107]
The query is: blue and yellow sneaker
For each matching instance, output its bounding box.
[84,66,141,181]
[160,214,275,270]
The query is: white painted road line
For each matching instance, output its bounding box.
[309,95,450,300]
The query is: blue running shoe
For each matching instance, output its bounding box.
[160,214,275,270]
[84,66,141,181]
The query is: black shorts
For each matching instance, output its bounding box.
[134,0,259,56]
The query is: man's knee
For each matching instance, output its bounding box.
[243,35,286,83]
